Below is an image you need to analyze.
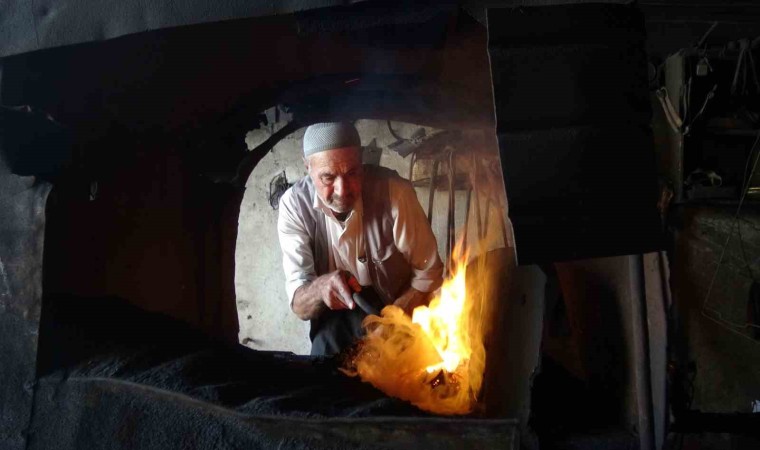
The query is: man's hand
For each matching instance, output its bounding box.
[393,287,429,316]
[292,271,356,320]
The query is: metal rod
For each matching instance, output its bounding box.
[463,188,472,252]
[408,151,417,183]
[470,153,484,242]
[474,187,483,241]
[630,254,656,450]
[445,152,455,273]
[427,159,439,226]
[482,196,491,239]
[498,202,509,248]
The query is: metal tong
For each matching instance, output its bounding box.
[347,275,384,316]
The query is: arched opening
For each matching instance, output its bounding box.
[235,115,511,354]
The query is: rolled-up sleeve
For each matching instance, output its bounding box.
[389,178,443,293]
[277,189,316,306]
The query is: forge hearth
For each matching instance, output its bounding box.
[29,295,517,449]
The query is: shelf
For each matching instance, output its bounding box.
[674,196,760,209]
[678,198,760,207]
[702,128,760,137]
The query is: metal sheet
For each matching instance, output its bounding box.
[488,2,662,264]
[0,0,372,58]
[0,95,53,449]
[475,248,545,438]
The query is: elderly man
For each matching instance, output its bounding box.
[277,122,443,356]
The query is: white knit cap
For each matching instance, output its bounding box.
[303,122,361,157]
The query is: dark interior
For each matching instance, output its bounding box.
[4,9,493,342]
[2,2,760,450]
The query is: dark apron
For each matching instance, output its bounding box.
[309,285,386,356]
[309,308,367,356]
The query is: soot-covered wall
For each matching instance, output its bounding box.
[1,8,493,342]
[43,149,242,340]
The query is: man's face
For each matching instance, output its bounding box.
[306,147,363,214]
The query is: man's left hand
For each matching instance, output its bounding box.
[393,288,429,316]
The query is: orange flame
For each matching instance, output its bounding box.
[343,243,485,415]
[413,252,471,374]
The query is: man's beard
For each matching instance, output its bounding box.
[327,194,355,214]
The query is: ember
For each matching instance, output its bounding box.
[343,242,486,415]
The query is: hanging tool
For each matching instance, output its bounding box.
[731,38,751,96]
[656,88,684,133]
[684,84,717,135]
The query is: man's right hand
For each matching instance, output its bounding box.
[291,270,355,320]
[314,270,356,311]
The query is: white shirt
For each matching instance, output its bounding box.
[277,173,442,305]
[314,193,373,288]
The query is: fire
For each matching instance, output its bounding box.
[342,243,485,415]
[413,255,470,375]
